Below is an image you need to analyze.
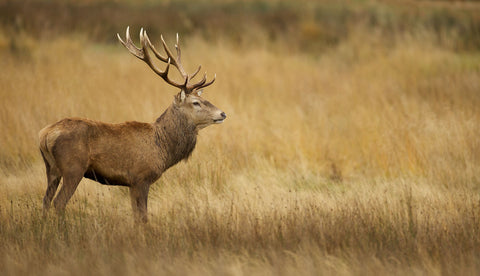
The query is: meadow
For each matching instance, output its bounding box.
[1,0,480,275]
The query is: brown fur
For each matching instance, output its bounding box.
[39,94,225,223]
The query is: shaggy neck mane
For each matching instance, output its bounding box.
[154,105,198,170]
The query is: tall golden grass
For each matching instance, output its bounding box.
[1,24,480,274]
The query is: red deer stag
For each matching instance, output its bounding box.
[39,27,226,223]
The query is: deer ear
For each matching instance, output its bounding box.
[180,90,186,102]
[196,89,203,96]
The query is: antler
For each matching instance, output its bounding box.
[117,27,215,93]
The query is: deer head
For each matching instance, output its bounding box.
[117,27,226,129]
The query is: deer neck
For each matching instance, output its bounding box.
[153,105,198,170]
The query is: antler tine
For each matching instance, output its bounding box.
[175,33,181,64]
[143,31,168,63]
[160,35,187,77]
[188,72,216,91]
[187,72,207,90]
[189,65,202,79]
[199,74,216,89]
[117,26,144,60]
[163,58,171,76]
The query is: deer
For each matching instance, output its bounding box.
[38,27,226,223]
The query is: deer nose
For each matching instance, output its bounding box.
[220,112,226,119]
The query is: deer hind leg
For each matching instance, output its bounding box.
[41,152,62,215]
[129,184,150,223]
[53,168,84,214]
[43,169,61,214]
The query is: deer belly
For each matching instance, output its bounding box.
[83,169,130,186]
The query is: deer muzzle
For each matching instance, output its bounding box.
[214,112,227,124]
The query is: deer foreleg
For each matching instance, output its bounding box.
[129,184,150,223]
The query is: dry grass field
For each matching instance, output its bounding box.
[1,0,480,275]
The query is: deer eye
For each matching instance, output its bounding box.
[193,102,201,107]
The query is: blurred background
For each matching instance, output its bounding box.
[2,0,480,52]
